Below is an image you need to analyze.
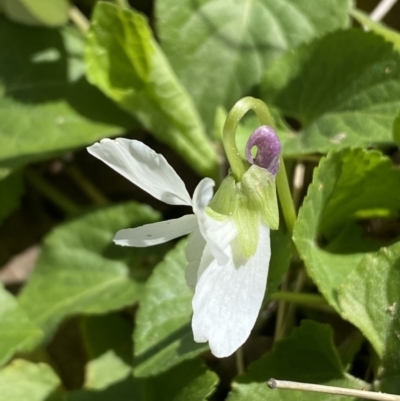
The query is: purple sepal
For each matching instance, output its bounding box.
[245,126,281,175]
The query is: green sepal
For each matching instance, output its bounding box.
[232,190,259,258]
[208,174,237,217]
[241,165,279,230]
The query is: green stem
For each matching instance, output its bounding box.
[223,96,296,234]
[25,169,80,216]
[235,347,245,375]
[66,165,109,206]
[271,291,326,305]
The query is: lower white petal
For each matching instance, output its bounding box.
[185,228,206,291]
[192,178,236,264]
[191,223,271,358]
[114,215,197,247]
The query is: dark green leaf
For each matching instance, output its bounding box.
[0,18,136,169]
[351,9,400,52]
[156,0,351,129]
[19,202,165,336]
[86,2,218,178]
[262,30,400,155]
[293,149,400,310]
[228,321,366,401]
[134,240,207,377]
[0,171,23,226]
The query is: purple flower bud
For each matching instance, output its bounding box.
[245,126,281,175]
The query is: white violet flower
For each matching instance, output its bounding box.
[87,125,281,358]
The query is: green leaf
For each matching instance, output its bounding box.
[0,0,69,27]
[85,2,218,178]
[228,321,366,401]
[338,242,400,393]
[0,171,23,226]
[0,360,64,401]
[81,314,133,390]
[293,148,400,310]
[133,240,207,377]
[351,9,400,52]
[68,359,217,401]
[143,359,218,401]
[19,202,165,336]
[0,284,42,367]
[0,18,136,169]
[156,0,352,129]
[262,30,400,155]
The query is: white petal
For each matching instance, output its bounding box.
[192,178,236,264]
[192,223,271,358]
[114,215,197,247]
[185,228,206,291]
[88,138,192,206]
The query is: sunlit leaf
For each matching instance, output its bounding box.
[262,30,400,155]
[0,284,42,367]
[228,321,366,401]
[339,242,400,394]
[133,240,207,377]
[156,0,351,129]
[293,148,400,310]
[0,18,136,169]
[0,0,69,27]
[86,2,218,178]
[19,202,165,336]
[0,360,64,401]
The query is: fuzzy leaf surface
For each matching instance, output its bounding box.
[262,30,400,155]
[293,149,400,310]
[86,2,218,177]
[133,240,207,377]
[0,18,136,170]
[228,321,365,401]
[156,0,351,129]
[0,284,42,367]
[19,202,165,336]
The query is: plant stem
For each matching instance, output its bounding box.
[270,291,326,305]
[25,170,80,216]
[66,165,109,206]
[268,379,399,401]
[223,97,297,233]
[69,6,90,33]
[235,347,245,375]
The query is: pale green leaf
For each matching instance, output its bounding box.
[0,360,64,401]
[86,2,218,178]
[0,18,136,169]
[293,149,400,310]
[340,244,400,355]
[262,30,400,155]
[0,284,42,367]
[0,0,69,27]
[19,202,165,336]
[156,0,352,129]
[134,240,207,377]
[228,321,366,401]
